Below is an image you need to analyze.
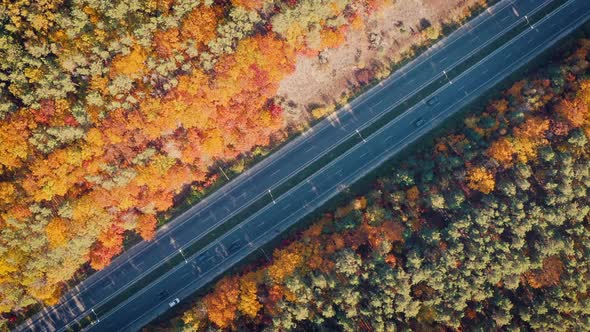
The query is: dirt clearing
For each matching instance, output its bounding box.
[278,0,485,125]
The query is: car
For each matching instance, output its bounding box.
[414,118,426,127]
[168,298,180,308]
[228,241,242,253]
[159,290,170,300]
[426,96,439,106]
[196,251,213,263]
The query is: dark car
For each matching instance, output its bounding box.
[228,240,242,254]
[196,251,213,263]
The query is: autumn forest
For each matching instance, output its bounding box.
[158,39,590,331]
[0,0,393,318]
[2,0,589,330]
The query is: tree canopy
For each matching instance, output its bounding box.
[168,38,590,332]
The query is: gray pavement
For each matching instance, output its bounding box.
[16,0,585,331]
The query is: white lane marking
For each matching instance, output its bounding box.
[303,145,314,153]
[270,169,281,177]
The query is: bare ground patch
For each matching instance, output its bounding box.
[278,0,484,125]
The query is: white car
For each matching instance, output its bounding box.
[168,298,180,307]
[414,118,426,127]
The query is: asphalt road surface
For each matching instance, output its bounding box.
[17,0,588,331]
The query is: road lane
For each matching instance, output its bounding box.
[91,1,590,330]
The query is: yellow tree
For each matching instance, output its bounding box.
[202,276,240,329]
[487,137,514,167]
[489,98,509,113]
[153,28,182,57]
[238,274,261,318]
[110,44,147,78]
[182,306,207,331]
[466,166,495,194]
[267,244,304,284]
[180,5,220,46]
[45,217,70,248]
[0,116,30,174]
[555,98,588,128]
[27,283,61,306]
[0,182,16,207]
[514,116,549,140]
[231,0,264,10]
[320,27,346,49]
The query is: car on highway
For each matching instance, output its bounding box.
[426,96,439,106]
[228,241,242,254]
[168,298,180,308]
[158,290,170,300]
[414,118,426,127]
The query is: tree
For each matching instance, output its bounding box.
[89,225,124,270]
[268,245,304,284]
[429,192,446,209]
[110,44,147,78]
[334,249,361,277]
[202,276,240,329]
[555,98,588,128]
[524,256,564,289]
[0,115,30,174]
[180,6,220,46]
[231,0,265,10]
[152,28,182,58]
[466,166,495,194]
[320,27,346,49]
[136,214,157,241]
[0,182,16,206]
[238,275,261,318]
[487,137,514,167]
[45,217,69,248]
[514,116,549,140]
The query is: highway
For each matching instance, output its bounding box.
[16,0,588,331]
